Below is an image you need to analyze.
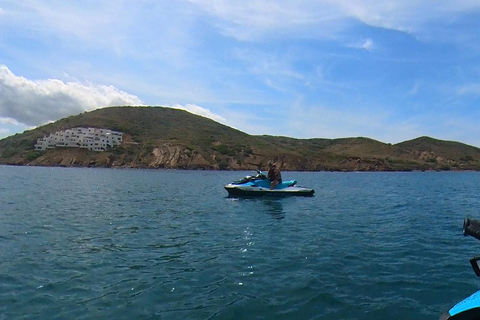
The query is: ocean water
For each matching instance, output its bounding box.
[1,166,480,320]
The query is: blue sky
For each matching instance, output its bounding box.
[1,1,480,146]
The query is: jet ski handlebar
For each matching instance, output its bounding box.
[463,218,480,278]
[464,218,480,241]
[255,170,267,179]
[439,218,480,319]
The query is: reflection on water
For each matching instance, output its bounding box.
[227,195,286,219]
[261,198,285,219]
[5,168,479,319]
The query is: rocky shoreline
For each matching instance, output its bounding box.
[3,142,478,172]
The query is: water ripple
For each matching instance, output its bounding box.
[1,168,480,319]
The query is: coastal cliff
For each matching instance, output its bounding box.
[2,106,480,171]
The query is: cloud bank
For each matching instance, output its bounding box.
[187,0,480,41]
[171,104,226,123]
[0,65,143,126]
[0,66,228,134]
[2,1,480,146]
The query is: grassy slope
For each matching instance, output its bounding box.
[1,106,262,151]
[396,136,480,160]
[1,106,480,170]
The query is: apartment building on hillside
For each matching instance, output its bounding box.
[34,127,123,152]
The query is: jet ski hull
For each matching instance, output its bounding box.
[224,171,315,197]
[224,184,315,197]
[440,290,480,319]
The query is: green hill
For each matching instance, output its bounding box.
[1,106,480,171]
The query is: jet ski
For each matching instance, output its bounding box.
[440,218,480,319]
[224,170,314,197]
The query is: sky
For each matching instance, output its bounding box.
[1,1,480,146]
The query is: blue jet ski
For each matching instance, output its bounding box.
[224,170,314,197]
[440,218,480,319]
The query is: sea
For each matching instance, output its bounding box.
[1,166,480,320]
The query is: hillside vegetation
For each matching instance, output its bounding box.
[2,106,480,171]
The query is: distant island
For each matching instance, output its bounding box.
[2,106,480,171]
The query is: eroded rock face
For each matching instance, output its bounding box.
[150,144,210,169]
[4,142,470,171]
[23,143,220,169]
[151,145,184,167]
[29,149,113,167]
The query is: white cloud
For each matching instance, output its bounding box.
[0,127,9,137]
[0,65,143,126]
[1,2,123,45]
[170,103,226,123]
[0,1,197,65]
[457,84,480,95]
[0,117,30,139]
[3,1,480,62]
[187,0,480,41]
[361,39,374,51]
[348,38,374,51]
[0,117,19,126]
[186,0,347,40]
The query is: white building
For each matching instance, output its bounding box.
[34,127,123,152]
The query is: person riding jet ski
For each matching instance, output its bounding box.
[267,161,282,190]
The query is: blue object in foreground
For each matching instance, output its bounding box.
[224,170,315,197]
[440,218,480,320]
[446,290,480,319]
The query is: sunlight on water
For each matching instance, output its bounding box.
[1,167,480,319]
